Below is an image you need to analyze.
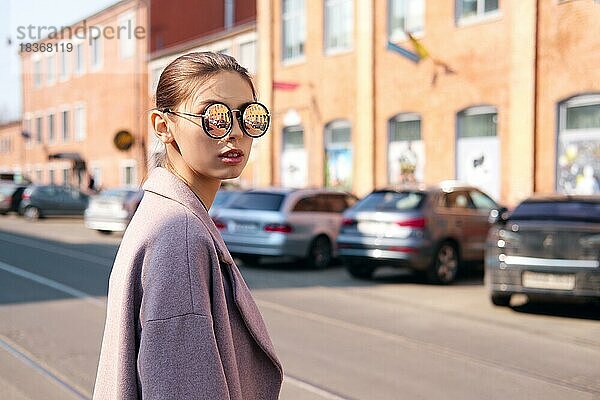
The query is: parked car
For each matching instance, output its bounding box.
[337,182,503,283]
[0,182,28,214]
[19,185,90,220]
[485,195,600,306]
[208,189,244,217]
[84,188,143,234]
[213,188,358,268]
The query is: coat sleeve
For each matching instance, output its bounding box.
[137,314,230,399]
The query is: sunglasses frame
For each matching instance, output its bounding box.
[161,101,271,139]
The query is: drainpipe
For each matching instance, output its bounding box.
[532,0,540,193]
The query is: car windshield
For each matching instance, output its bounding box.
[213,191,238,207]
[353,191,425,212]
[0,185,17,195]
[510,200,600,223]
[227,192,285,211]
[99,189,136,199]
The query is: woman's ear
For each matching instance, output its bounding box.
[150,110,174,144]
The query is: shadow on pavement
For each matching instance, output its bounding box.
[511,299,600,321]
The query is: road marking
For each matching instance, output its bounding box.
[256,298,600,395]
[0,261,105,308]
[0,232,114,266]
[284,375,355,400]
[0,335,90,400]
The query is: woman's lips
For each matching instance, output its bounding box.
[218,152,244,165]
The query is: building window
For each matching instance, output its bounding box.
[281,125,307,187]
[59,46,69,80]
[91,166,102,189]
[225,0,235,29]
[388,113,424,184]
[119,13,136,59]
[456,105,500,200]
[74,42,85,74]
[456,0,499,23]
[35,116,43,144]
[282,0,306,62]
[557,94,600,195]
[90,33,103,69]
[121,160,137,187]
[49,169,56,184]
[47,113,55,143]
[35,169,42,183]
[389,0,425,42]
[62,168,70,186]
[61,110,70,141]
[74,105,86,141]
[33,59,42,87]
[324,0,353,53]
[324,120,353,190]
[46,54,56,84]
[238,40,257,74]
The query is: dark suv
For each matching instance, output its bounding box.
[486,195,600,306]
[337,182,503,283]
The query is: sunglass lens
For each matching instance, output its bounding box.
[243,103,270,137]
[203,103,232,138]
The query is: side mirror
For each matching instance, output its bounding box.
[489,207,509,224]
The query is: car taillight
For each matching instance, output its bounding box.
[22,192,30,200]
[390,246,419,253]
[264,223,293,233]
[396,218,426,229]
[212,218,227,230]
[341,218,356,226]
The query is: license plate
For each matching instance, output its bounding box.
[357,221,388,236]
[233,222,258,233]
[522,271,575,290]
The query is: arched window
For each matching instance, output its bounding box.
[557,94,600,194]
[456,105,500,200]
[388,112,423,184]
[324,120,352,190]
[281,125,307,187]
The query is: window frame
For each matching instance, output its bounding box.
[456,0,501,27]
[281,0,307,64]
[388,0,426,43]
[324,0,354,55]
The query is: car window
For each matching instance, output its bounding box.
[510,200,600,223]
[38,186,57,197]
[444,191,472,209]
[213,191,235,207]
[100,189,136,199]
[323,194,348,213]
[292,196,318,212]
[353,191,425,211]
[469,190,497,210]
[0,185,16,195]
[228,192,285,211]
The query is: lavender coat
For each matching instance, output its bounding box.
[93,167,283,399]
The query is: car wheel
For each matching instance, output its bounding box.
[428,241,459,284]
[238,255,261,266]
[98,230,113,235]
[307,235,332,269]
[23,206,41,221]
[491,292,511,307]
[346,263,375,280]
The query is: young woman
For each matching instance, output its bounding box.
[93,52,283,399]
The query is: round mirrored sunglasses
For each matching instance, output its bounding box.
[161,101,270,139]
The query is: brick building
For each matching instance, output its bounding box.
[0,121,27,181]
[18,0,149,190]
[256,0,600,204]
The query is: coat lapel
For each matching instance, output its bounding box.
[142,167,282,374]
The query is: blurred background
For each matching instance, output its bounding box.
[0,1,599,399]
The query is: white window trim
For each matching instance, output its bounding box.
[46,52,57,85]
[59,105,70,143]
[58,41,70,82]
[23,113,33,149]
[457,0,501,27]
[89,162,103,189]
[120,159,138,187]
[324,0,354,55]
[388,0,426,42]
[46,108,57,145]
[90,27,104,71]
[118,11,136,60]
[33,112,44,146]
[73,102,87,142]
[73,40,86,76]
[31,54,43,88]
[282,0,306,63]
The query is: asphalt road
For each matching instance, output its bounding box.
[0,214,599,400]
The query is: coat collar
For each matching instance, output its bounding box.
[142,166,234,265]
[142,167,283,376]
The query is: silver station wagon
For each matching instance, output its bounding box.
[213,188,357,268]
[486,195,600,306]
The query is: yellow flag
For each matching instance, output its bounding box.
[407,32,429,60]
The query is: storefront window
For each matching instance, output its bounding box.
[388,113,424,184]
[324,120,352,190]
[281,125,307,187]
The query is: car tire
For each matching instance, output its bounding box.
[346,263,375,280]
[23,206,41,221]
[428,241,459,284]
[306,235,332,269]
[238,255,261,266]
[491,292,511,307]
[98,230,113,235]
